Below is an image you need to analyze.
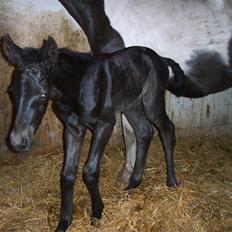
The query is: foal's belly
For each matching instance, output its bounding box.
[113,93,143,113]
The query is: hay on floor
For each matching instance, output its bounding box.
[0,136,231,232]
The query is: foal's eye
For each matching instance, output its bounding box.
[30,68,41,76]
[41,94,46,99]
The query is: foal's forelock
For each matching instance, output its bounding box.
[14,63,50,100]
[19,63,48,81]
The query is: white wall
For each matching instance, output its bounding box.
[1,0,232,136]
[105,0,231,67]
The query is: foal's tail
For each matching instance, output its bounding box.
[166,37,232,98]
[162,57,185,96]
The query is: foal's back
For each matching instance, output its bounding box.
[79,46,169,112]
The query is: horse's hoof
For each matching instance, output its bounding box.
[124,176,141,191]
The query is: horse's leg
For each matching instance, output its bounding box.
[123,107,154,190]
[143,92,178,187]
[56,113,86,232]
[119,114,137,184]
[83,120,115,220]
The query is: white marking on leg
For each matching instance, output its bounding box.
[121,114,136,181]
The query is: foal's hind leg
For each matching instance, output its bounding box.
[123,107,154,190]
[154,113,177,187]
[144,96,178,187]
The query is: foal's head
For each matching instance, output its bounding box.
[1,34,58,152]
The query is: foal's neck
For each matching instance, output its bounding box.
[50,48,93,104]
[54,48,93,79]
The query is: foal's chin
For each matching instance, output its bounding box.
[9,134,33,153]
[11,144,32,153]
[10,140,33,153]
[9,126,35,153]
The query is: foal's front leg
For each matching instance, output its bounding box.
[56,114,86,232]
[83,120,115,221]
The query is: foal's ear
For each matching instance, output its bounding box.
[1,34,23,65]
[42,36,58,66]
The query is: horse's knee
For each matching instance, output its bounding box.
[171,125,176,144]
[60,173,76,188]
[166,120,176,144]
[138,125,154,144]
[83,165,99,186]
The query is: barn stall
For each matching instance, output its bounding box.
[0,0,232,231]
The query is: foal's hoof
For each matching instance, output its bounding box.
[55,224,67,232]
[90,217,101,227]
[55,229,66,232]
[167,178,179,188]
[91,202,104,225]
[55,218,72,232]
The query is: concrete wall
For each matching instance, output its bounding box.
[0,0,231,155]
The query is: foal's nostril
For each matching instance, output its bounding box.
[22,137,30,147]
[17,137,32,151]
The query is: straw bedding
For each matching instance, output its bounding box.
[0,136,231,232]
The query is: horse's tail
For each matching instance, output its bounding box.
[167,37,232,98]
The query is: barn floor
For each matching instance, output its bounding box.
[0,136,231,232]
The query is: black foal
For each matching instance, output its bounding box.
[58,0,138,184]
[2,35,183,231]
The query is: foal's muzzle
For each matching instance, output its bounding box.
[9,128,34,153]
[10,136,32,152]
